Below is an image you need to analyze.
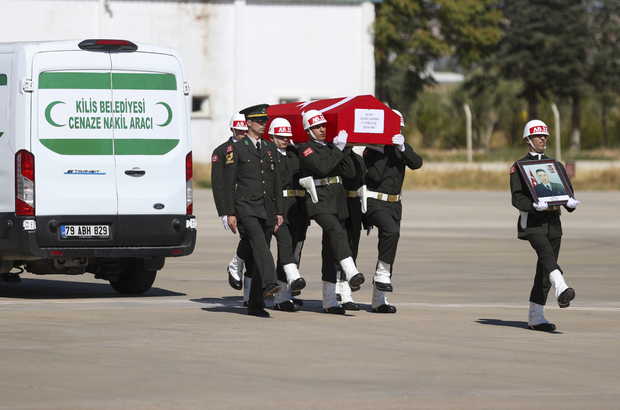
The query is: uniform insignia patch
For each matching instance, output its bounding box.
[510,166,515,174]
[226,145,233,153]
[271,164,275,171]
[212,155,219,163]
[226,152,234,164]
[303,147,314,157]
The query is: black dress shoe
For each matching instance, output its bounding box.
[290,278,306,293]
[341,301,360,311]
[274,301,300,312]
[529,322,556,331]
[323,306,346,314]
[291,298,304,307]
[348,273,365,288]
[373,280,393,292]
[558,288,575,308]
[247,306,270,317]
[1,273,21,283]
[372,304,397,313]
[350,285,360,292]
[227,268,242,290]
[291,290,301,297]
[263,283,281,298]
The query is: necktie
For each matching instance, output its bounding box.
[256,140,261,156]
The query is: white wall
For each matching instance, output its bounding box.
[0,0,376,162]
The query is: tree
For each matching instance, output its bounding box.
[373,0,503,110]
[490,0,591,151]
[588,0,620,147]
[545,1,591,152]
[455,70,524,149]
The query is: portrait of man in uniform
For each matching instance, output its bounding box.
[534,168,567,198]
[517,159,572,205]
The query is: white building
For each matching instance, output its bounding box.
[0,0,378,163]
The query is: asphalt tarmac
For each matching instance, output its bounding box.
[1,189,619,410]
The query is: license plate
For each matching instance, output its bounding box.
[61,225,110,238]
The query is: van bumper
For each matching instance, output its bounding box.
[0,214,196,260]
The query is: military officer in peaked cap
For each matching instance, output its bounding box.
[223,104,284,317]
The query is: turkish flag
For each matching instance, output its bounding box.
[264,95,400,144]
[529,169,538,186]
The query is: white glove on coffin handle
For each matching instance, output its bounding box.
[333,130,348,151]
[392,134,405,152]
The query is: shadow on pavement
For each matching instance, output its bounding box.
[476,318,563,334]
[193,296,360,316]
[476,318,529,329]
[0,277,185,299]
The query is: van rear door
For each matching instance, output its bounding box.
[32,52,118,218]
[110,52,188,217]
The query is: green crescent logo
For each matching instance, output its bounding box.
[45,101,66,127]
[155,102,173,127]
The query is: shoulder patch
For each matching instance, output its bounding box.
[303,147,314,157]
[510,166,515,174]
[226,145,233,153]
[212,155,219,163]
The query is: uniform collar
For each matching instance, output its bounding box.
[529,152,543,160]
[246,135,259,146]
[310,139,326,146]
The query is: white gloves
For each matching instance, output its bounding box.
[566,197,580,209]
[221,215,229,230]
[333,130,348,151]
[392,134,406,152]
[533,201,548,212]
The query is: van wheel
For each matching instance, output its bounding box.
[109,260,157,294]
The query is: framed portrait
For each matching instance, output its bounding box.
[516,159,574,205]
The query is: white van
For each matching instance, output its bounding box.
[0,39,197,294]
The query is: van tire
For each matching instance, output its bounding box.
[109,259,157,294]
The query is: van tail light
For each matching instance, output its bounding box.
[15,150,35,216]
[78,39,138,52]
[186,151,193,215]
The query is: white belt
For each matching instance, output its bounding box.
[367,190,401,202]
[314,176,342,186]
